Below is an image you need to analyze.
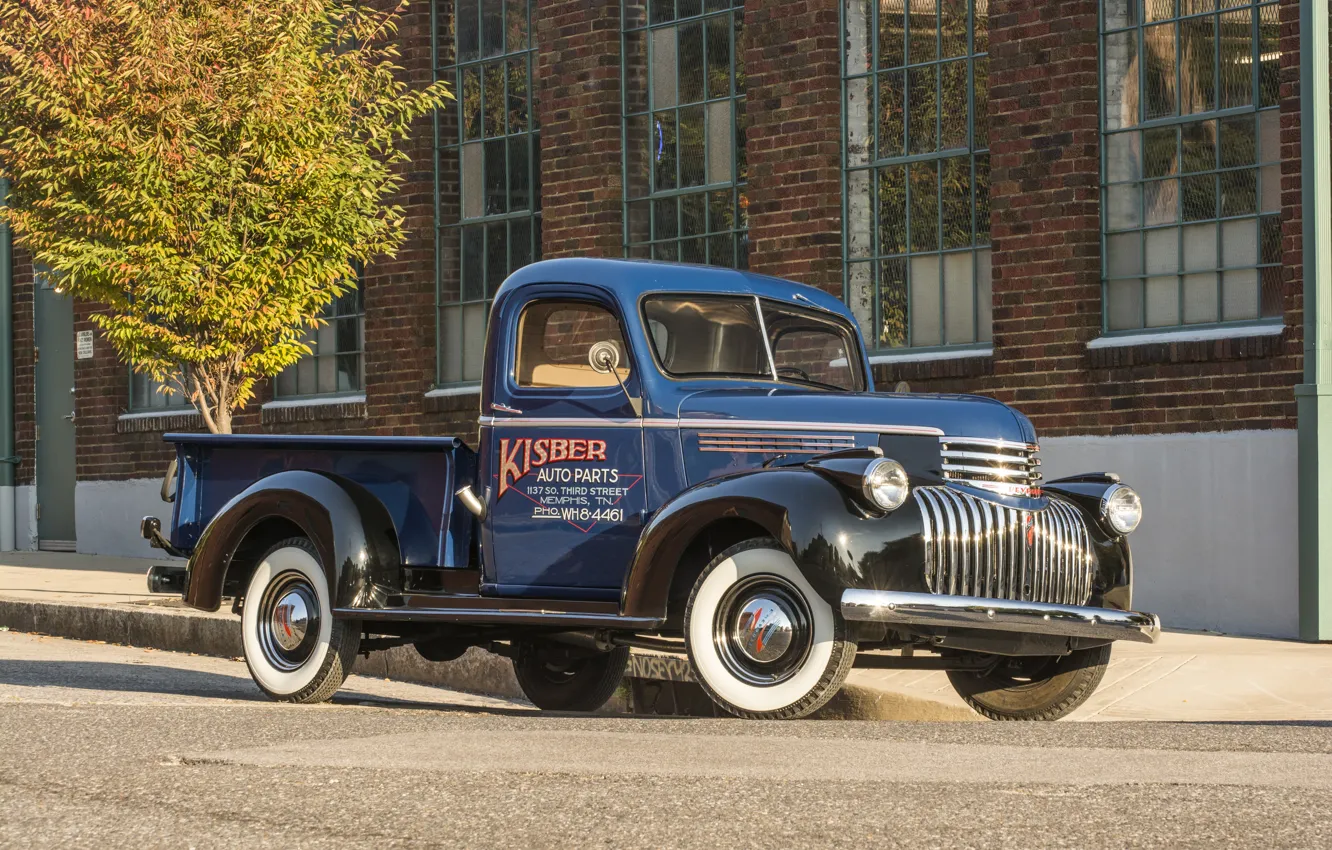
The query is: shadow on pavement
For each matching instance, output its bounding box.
[0,658,540,715]
[0,658,268,701]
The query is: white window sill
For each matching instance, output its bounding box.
[1087,323,1283,350]
[262,393,366,410]
[425,385,482,398]
[118,408,197,421]
[867,345,993,366]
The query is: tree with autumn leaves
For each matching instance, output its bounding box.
[0,0,450,432]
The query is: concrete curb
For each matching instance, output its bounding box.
[0,599,242,658]
[0,598,525,700]
[0,596,975,720]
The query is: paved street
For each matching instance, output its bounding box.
[2,631,1332,848]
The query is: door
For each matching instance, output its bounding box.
[484,295,646,600]
[35,278,77,550]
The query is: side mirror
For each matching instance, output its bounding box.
[587,341,641,417]
[588,341,619,374]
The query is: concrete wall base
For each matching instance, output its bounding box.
[0,485,12,551]
[15,485,36,551]
[1042,429,1298,639]
[75,479,165,558]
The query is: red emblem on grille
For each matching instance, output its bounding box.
[1024,515,1036,547]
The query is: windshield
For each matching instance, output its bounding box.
[641,295,866,392]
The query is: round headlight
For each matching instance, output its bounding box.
[1101,484,1142,535]
[863,458,910,511]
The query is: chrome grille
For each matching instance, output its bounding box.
[915,486,1095,606]
[697,432,856,454]
[939,436,1042,497]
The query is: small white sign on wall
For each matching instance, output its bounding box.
[76,330,94,360]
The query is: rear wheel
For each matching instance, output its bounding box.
[241,537,360,704]
[946,644,1112,720]
[684,538,856,719]
[512,642,630,712]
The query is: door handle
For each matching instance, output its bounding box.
[491,403,523,415]
[62,413,75,421]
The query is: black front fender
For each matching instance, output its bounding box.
[183,470,401,612]
[621,468,929,620]
[1043,477,1134,611]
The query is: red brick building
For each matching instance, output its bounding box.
[0,0,1316,637]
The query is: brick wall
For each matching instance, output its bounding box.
[11,248,34,487]
[9,0,1313,492]
[536,0,625,258]
[742,0,843,293]
[874,0,1303,438]
[1278,0,1304,375]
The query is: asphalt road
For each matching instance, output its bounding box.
[2,631,1332,848]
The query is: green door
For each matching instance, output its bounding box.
[35,279,76,550]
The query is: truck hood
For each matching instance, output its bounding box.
[673,388,1037,443]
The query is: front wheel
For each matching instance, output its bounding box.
[684,538,856,719]
[241,537,361,704]
[946,644,1112,720]
[512,642,630,712]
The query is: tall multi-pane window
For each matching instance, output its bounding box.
[1101,0,1281,331]
[623,0,748,267]
[127,280,364,406]
[843,1,991,351]
[436,0,541,386]
[274,282,365,398]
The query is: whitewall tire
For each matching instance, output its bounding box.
[241,537,360,704]
[684,538,856,719]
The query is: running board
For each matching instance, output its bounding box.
[335,595,662,630]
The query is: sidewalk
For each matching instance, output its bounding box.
[2,551,1330,721]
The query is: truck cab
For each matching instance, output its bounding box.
[146,258,1159,720]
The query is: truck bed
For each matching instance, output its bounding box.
[163,433,476,567]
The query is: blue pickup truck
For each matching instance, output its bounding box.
[143,257,1159,720]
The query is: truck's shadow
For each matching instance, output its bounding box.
[0,658,536,715]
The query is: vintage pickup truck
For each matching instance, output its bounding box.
[143,257,1159,720]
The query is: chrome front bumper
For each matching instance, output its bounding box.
[841,589,1161,644]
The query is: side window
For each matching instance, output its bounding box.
[515,301,631,389]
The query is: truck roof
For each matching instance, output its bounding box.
[495,258,855,321]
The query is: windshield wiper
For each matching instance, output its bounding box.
[774,375,846,392]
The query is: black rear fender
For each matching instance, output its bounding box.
[621,468,927,621]
[183,470,401,612]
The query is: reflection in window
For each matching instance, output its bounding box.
[516,302,631,388]
[437,0,541,386]
[844,0,992,350]
[642,295,866,391]
[1101,0,1281,331]
[129,372,189,411]
[275,282,365,398]
[623,0,748,267]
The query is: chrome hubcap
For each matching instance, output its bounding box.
[271,589,312,652]
[731,595,796,663]
[713,575,813,687]
[256,572,320,672]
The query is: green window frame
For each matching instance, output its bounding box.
[273,280,366,399]
[1100,0,1282,332]
[434,0,541,387]
[842,0,992,352]
[622,0,748,267]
